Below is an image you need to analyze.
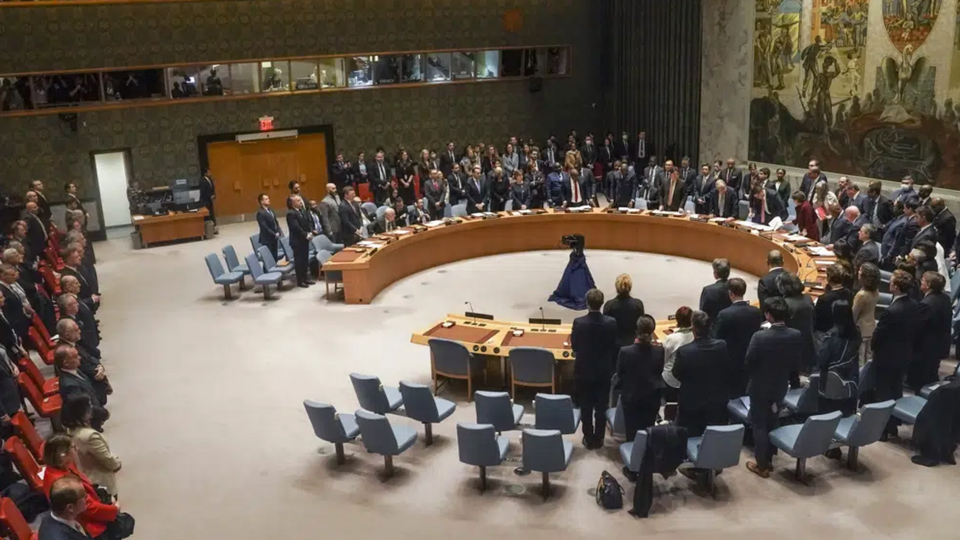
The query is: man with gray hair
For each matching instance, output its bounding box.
[60,276,100,355]
[57,318,110,406]
[854,224,880,274]
[54,343,109,431]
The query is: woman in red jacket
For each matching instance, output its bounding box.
[42,434,120,538]
[790,191,820,242]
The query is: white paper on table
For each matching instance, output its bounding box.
[133,215,144,221]
[483,212,498,217]
[784,234,809,242]
[385,229,413,236]
[470,213,486,218]
[519,210,532,215]
[618,207,630,212]
[768,217,783,230]
[809,246,835,257]
[425,220,445,228]
[815,260,835,266]
[709,217,728,222]
[510,212,522,216]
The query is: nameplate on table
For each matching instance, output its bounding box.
[425,220,445,228]
[384,229,413,236]
[783,234,810,243]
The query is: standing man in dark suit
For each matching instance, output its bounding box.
[329,151,350,193]
[370,150,391,205]
[0,265,31,341]
[672,310,733,437]
[560,168,588,208]
[721,158,743,194]
[658,162,686,212]
[256,193,282,261]
[909,272,952,393]
[930,198,956,255]
[319,183,342,243]
[692,164,715,215]
[22,202,46,265]
[447,163,466,205]
[633,131,652,166]
[338,187,364,246]
[677,157,697,201]
[872,270,920,439]
[199,168,217,233]
[58,318,109,406]
[465,164,489,215]
[29,180,52,227]
[0,347,21,426]
[614,131,630,162]
[611,162,636,208]
[890,197,921,262]
[714,278,764,396]
[744,297,803,478]
[642,157,662,201]
[709,181,739,218]
[439,141,458,178]
[757,251,785,306]
[285,196,314,288]
[38,476,93,540]
[56,344,109,431]
[571,289,619,449]
[909,205,938,253]
[799,160,827,199]
[853,225,880,273]
[423,169,446,220]
[699,258,732,326]
[863,181,894,231]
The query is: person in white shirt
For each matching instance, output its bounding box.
[661,306,695,420]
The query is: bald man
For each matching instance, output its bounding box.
[22,202,46,265]
[58,291,100,358]
[320,183,342,243]
[29,180,52,225]
[828,205,868,249]
[54,342,109,431]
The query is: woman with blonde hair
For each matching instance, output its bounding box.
[603,273,645,348]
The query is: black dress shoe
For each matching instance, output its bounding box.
[306,279,316,285]
[298,283,309,288]
[582,436,592,448]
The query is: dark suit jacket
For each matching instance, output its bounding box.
[910,224,938,252]
[614,342,665,403]
[423,177,446,212]
[872,295,920,373]
[0,285,29,339]
[330,161,350,190]
[256,207,282,246]
[286,208,312,248]
[699,279,731,324]
[612,170,637,207]
[447,172,466,203]
[35,191,53,226]
[199,175,216,204]
[465,176,489,214]
[571,311,619,383]
[863,195,894,226]
[917,292,952,362]
[934,208,957,254]
[509,182,531,210]
[745,324,803,402]
[853,240,880,272]
[25,213,46,263]
[38,513,91,540]
[757,268,785,306]
[893,216,920,258]
[602,294,645,347]
[439,150,458,177]
[658,176,687,211]
[784,294,816,368]
[338,200,363,243]
[672,337,735,408]
[714,301,763,391]
[76,301,100,354]
[61,266,95,300]
[720,168,743,193]
[559,173,590,205]
[691,174,716,209]
[828,217,854,245]
[709,189,739,218]
[0,350,20,417]
[369,160,391,199]
[60,370,106,409]
[882,214,908,262]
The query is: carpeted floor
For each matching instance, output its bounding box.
[82,220,957,540]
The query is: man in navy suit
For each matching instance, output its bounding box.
[38,477,92,540]
[872,270,921,438]
[698,258,732,327]
[571,289,619,449]
[256,193,283,261]
[714,278,764,396]
[56,344,109,431]
[709,180,739,218]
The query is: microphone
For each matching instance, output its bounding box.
[539,307,546,330]
[465,301,476,323]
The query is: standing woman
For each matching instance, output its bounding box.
[481,145,499,175]
[602,273,646,348]
[789,191,819,241]
[817,300,861,428]
[460,145,477,172]
[614,314,665,441]
[501,142,519,177]
[853,262,880,365]
[563,140,582,172]
[518,142,531,172]
[811,180,838,237]
[396,150,416,205]
[62,394,122,498]
[487,165,509,212]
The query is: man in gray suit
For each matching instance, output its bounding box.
[319,183,342,243]
[853,224,880,273]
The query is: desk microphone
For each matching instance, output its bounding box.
[465,301,476,323]
[539,307,546,330]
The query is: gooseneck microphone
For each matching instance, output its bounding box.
[465,301,476,323]
[539,307,546,330]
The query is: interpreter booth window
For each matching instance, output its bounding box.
[261,61,291,93]
[424,53,451,82]
[374,55,402,85]
[475,50,500,79]
[318,58,347,89]
[32,73,103,107]
[348,56,374,87]
[500,49,523,77]
[102,70,165,102]
[228,63,261,95]
[291,61,320,91]
[547,48,569,75]
[523,48,546,76]
[401,54,424,83]
[1,77,33,111]
[451,52,475,80]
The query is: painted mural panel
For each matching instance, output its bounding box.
[749,0,960,189]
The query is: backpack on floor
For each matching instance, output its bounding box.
[595,470,624,510]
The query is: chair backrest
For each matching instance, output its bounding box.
[822,371,857,401]
[534,393,576,433]
[877,292,892,308]
[504,200,514,212]
[456,423,501,467]
[610,396,625,436]
[399,381,439,423]
[795,373,821,413]
[443,205,454,218]
[280,237,294,261]
[350,373,390,414]
[451,204,468,218]
[791,411,843,458]
[951,270,960,303]
[845,400,895,447]
[204,253,225,280]
[17,356,49,395]
[2,437,41,490]
[521,429,567,473]
[475,391,519,432]
[508,347,555,385]
[258,245,279,269]
[0,497,34,540]
[354,409,398,454]
[361,202,378,216]
[222,245,242,270]
[17,373,54,415]
[376,206,388,221]
[627,430,648,472]
[310,235,325,254]
[428,338,471,376]
[31,313,53,345]
[692,424,745,470]
[26,328,48,356]
[316,250,333,266]
[858,361,875,397]
[303,400,350,444]
[10,412,43,463]
[315,234,334,251]
[244,253,265,279]
[634,198,648,210]
[250,233,263,254]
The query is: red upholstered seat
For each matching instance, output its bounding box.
[2,437,42,492]
[18,373,61,419]
[0,497,37,540]
[38,262,61,297]
[10,412,44,464]
[26,328,53,366]
[356,183,373,202]
[31,314,54,348]
[17,356,57,397]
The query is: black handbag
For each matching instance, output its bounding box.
[107,512,135,540]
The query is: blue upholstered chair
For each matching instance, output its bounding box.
[769,410,843,480]
[522,428,573,500]
[315,250,343,297]
[920,364,960,398]
[204,253,244,299]
[249,233,264,259]
[311,234,344,255]
[361,202,378,218]
[833,400,895,470]
[399,381,456,446]
[534,394,581,435]
[686,424,745,494]
[892,395,927,425]
[354,409,417,478]
[858,361,875,398]
[619,430,648,473]
[257,245,295,285]
[451,203,468,218]
[821,371,857,402]
[221,245,250,289]
[508,347,556,395]
[606,396,625,439]
[303,400,359,465]
[475,391,524,433]
[279,236,295,263]
[727,397,750,424]
[245,253,282,300]
[456,423,509,492]
[782,373,821,414]
[350,373,403,415]
[428,338,485,399]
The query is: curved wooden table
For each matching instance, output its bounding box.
[324,209,832,305]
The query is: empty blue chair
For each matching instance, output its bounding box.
[508,347,556,395]
[456,423,509,492]
[920,364,960,398]
[250,234,264,258]
[475,391,524,433]
[428,338,485,399]
[399,381,456,445]
[354,409,417,478]
[244,253,282,300]
[782,373,821,414]
[350,373,403,415]
[522,429,573,500]
[892,395,927,425]
[858,361,875,398]
[221,245,250,289]
[619,430,648,473]
[833,400,895,470]
[204,253,244,299]
[534,394,581,435]
[361,202,378,218]
[311,234,344,255]
[316,250,343,297]
[606,397,625,438]
[686,425,745,494]
[727,396,750,424]
[375,206,388,221]
[257,245,295,284]
[280,236,295,263]
[451,203,467,218]
[303,400,359,465]
[769,410,843,480]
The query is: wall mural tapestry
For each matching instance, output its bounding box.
[749,0,960,188]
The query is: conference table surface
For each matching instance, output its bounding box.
[324,207,835,305]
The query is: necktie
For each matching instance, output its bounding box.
[668,179,676,207]
[379,163,385,180]
[573,177,580,203]
[760,200,766,223]
[720,194,725,214]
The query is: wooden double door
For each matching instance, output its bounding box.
[205,133,329,218]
